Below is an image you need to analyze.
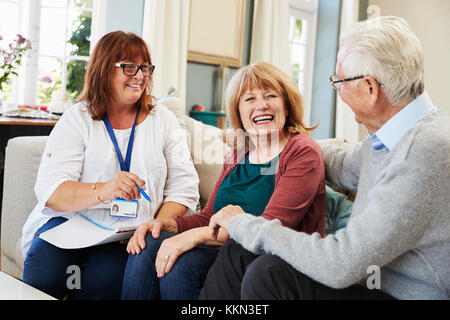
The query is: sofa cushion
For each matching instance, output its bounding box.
[158,89,228,209]
[325,185,353,235]
[184,116,227,209]
[158,88,186,124]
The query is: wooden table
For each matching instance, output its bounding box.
[0,115,58,126]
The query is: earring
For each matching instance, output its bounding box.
[146,84,150,95]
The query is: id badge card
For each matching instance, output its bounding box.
[110,199,138,218]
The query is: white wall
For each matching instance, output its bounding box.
[368,0,450,115]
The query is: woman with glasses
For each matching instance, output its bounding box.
[121,61,327,300]
[21,31,199,300]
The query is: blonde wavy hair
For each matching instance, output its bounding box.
[224,61,316,150]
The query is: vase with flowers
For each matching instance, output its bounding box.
[0,34,32,106]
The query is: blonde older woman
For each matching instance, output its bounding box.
[121,61,326,300]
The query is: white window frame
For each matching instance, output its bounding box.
[5,0,106,106]
[289,0,318,126]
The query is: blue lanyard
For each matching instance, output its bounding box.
[103,107,140,172]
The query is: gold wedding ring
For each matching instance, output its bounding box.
[164,255,169,260]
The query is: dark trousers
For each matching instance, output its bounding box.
[23,217,129,300]
[121,231,219,300]
[199,239,394,300]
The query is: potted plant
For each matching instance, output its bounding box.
[0,34,32,106]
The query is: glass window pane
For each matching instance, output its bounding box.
[0,82,13,103]
[288,16,295,40]
[37,57,63,104]
[292,66,299,86]
[66,58,87,100]
[41,0,67,8]
[289,12,310,98]
[0,1,20,43]
[66,4,91,102]
[72,0,93,9]
[67,9,92,56]
[39,7,67,57]
[0,0,20,104]
[300,20,308,44]
[294,19,303,40]
[290,44,306,71]
[298,71,305,94]
[289,17,308,45]
[37,0,92,105]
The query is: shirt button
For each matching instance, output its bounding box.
[47,153,51,158]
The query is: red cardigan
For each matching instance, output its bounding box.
[174,134,326,237]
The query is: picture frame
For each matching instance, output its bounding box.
[187,0,246,68]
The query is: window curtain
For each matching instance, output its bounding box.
[250,0,291,75]
[142,0,190,100]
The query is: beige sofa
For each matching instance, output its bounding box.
[0,114,225,279]
[0,103,352,280]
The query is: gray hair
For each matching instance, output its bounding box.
[338,16,424,106]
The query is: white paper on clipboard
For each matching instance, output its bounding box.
[39,214,137,249]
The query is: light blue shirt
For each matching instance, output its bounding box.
[369,91,437,150]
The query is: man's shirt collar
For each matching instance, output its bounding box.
[370,91,437,151]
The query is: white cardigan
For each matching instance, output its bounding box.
[22,102,199,255]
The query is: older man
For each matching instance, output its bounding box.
[200,16,450,300]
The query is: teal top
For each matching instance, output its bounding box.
[214,153,280,216]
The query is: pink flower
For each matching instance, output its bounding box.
[0,33,32,89]
[4,55,12,64]
[42,75,53,83]
[16,34,27,44]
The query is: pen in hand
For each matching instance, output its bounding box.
[137,185,151,202]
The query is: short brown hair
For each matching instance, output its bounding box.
[77,31,155,120]
[226,61,316,136]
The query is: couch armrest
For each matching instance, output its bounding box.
[1,136,47,278]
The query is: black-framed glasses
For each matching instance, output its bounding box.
[115,63,155,77]
[329,74,384,90]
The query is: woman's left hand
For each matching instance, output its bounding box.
[155,230,198,278]
[209,205,245,240]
